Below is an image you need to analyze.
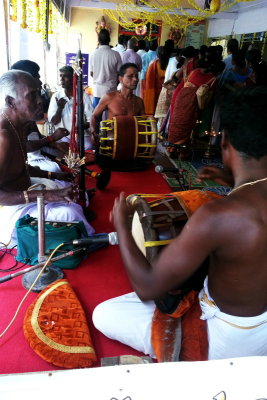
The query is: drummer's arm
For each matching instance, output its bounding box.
[90,95,110,137]
[111,193,219,301]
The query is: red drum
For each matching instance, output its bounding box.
[99,115,158,161]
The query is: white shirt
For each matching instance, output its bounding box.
[137,49,146,57]
[47,88,94,149]
[164,56,179,82]
[89,45,122,98]
[112,44,126,56]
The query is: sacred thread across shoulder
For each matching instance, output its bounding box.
[228,177,267,195]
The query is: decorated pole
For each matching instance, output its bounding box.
[64,49,87,209]
[76,50,86,207]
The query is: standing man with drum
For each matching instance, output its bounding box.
[90,63,145,143]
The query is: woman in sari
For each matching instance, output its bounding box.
[143,46,170,115]
[167,51,225,159]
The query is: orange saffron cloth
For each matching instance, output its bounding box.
[151,189,222,362]
[143,60,166,115]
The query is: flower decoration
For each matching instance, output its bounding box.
[95,16,111,35]
[9,0,67,41]
[10,0,17,21]
[135,24,147,35]
[168,28,183,46]
[104,0,257,33]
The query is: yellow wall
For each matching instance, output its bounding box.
[160,24,169,46]
[70,8,121,53]
[69,7,170,53]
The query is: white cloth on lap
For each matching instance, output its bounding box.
[93,291,156,358]
[0,178,94,246]
[199,277,267,360]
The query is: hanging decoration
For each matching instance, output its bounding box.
[209,0,221,13]
[135,24,147,35]
[95,16,111,36]
[104,0,257,35]
[168,28,183,47]
[9,0,68,41]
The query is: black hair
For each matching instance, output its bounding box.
[182,46,195,59]
[253,62,267,87]
[118,63,138,77]
[59,65,74,76]
[200,48,225,75]
[11,59,40,78]
[199,45,208,58]
[118,35,124,45]
[227,38,239,55]
[221,87,267,159]
[149,39,158,51]
[164,39,174,56]
[138,39,146,50]
[215,45,224,56]
[232,49,246,69]
[246,48,262,69]
[98,29,110,45]
[157,46,170,71]
[194,49,200,58]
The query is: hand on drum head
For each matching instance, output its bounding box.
[197,166,234,187]
[110,192,133,229]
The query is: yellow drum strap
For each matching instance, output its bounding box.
[144,240,172,247]
[113,117,118,159]
[133,117,139,159]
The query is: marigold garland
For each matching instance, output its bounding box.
[104,0,257,34]
[10,0,17,21]
[9,0,68,41]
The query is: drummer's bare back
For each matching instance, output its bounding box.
[106,91,145,119]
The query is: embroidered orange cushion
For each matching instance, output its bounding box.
[24,279,97,369]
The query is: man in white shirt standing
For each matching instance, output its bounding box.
[48,65,94,150]
[112,35,126,57]
[89,29,122,109]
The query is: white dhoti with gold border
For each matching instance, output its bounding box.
[199,277,267,360]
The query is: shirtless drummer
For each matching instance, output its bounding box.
[90,63,145,142]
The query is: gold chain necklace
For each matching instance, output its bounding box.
[228,177,267,195]
[1,111,31,180]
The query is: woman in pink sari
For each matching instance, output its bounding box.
[168,51,225,159]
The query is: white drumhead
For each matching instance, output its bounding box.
[131,211,146,256]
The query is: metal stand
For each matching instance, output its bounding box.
[22,195,64,292]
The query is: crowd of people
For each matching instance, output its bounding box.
[1,30,267,364]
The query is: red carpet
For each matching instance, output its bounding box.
[0,164,170,374]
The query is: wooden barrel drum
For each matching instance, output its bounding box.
[99,115,158,161]
[128,190,222,313]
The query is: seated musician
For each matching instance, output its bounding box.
[0,70,95,246]
[11,59,72,179]
[90,63,145,142]
[93,87,267,361]
[48,65,94,152]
